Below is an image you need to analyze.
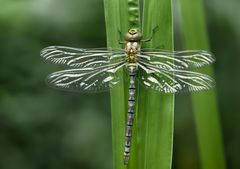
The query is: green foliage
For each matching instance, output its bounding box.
[138,0,174,169]
[0,0,239,169]
[104,0,129,168]
[178,0,226,169]
[104,0,174,169]
[137,0,174,169]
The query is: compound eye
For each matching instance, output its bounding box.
[133,32,142,41]
[125,33,131,41]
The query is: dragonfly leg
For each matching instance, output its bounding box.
[118,40,125,44]
[118,29,125,44]
[124,72,136,165]
[141,25,159,42]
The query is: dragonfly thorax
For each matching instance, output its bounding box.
[125,42,139,72]
[125,41,140,54]
[125,42,140,64]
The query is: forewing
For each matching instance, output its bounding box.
[40,46,124,68]
[46,62,125,93]
[138,62,214,93]
[139,49,215,70]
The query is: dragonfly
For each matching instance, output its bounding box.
[40,28,215,165]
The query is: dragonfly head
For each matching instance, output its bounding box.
[125,28,142,42]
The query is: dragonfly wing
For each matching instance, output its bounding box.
[138,62,214,93]
[139,49,215,70]
[46,62,125,93]
[41,46,125,68]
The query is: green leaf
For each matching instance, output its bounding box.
[178,0,226,169]
[104,0,137,169]
[104,0,174,169]
[135,0,174,169]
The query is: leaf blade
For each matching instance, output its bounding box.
[178,0,227,169]
[136,0,175,169]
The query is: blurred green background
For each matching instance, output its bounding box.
[0,0,239,169]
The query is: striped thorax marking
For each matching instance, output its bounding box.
[125,42,140,63]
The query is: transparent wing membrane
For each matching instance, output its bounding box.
[41,46,125,68]
[139,49,215,70]
[46,62,125,92]
[41,45,215,93]
[138,62,214,93]
[40,32,215,166]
